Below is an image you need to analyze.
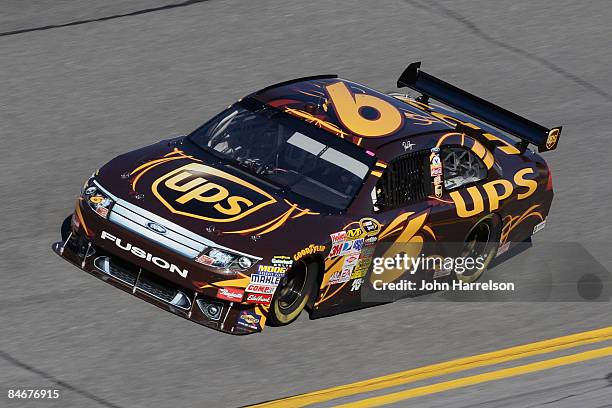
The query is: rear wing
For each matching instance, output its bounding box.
[397,62,562,152]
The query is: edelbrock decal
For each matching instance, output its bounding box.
[100,231,189,278]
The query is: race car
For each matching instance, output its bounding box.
[53,62,561,334]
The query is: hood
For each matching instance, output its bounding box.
[96,139,340,257]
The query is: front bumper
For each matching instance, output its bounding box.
[53,214,266,335]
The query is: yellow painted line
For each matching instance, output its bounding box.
[334,345,612,408]
[246,326,612,408]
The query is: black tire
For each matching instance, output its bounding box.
[267,260,318,326]
[454,215,501,283]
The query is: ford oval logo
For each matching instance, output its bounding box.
[146,222,167,235]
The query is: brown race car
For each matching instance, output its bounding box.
[53,62,561,334]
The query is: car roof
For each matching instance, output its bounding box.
[248,77,453,151]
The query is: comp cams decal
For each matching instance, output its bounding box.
[100,231,189,278]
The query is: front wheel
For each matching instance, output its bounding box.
[267,260,318,326]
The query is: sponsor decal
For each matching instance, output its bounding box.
[95,206,109,218]
[195,254,214,266]
[533,220,547,234]
[339,238,364,256]
[351,257,372,279]
[546,128,560,150]
[294,244,325,262]
[431,165,443,177]
[89,195,104,204]
[328,242,343,258]
[246,268,284,295]
[329,221,378,259]
[351,267,367,280]
[433,177,444,198]
[271,255,293,268]
[450,168,539,218]
[342,253,360,270]
[245,293,272,305]
[88,195,112,219]
[254,266,286,279]
[351,278,364,292]
[245,284,276,295]
[360,246,376,258]
[151,163,276,223]
[430,148,444,197]
[359,218,381,236]
[216,287,244,302]
[330,231,347,243]
[346,227,365,240]
[100,231,188,278]
[364,236,378,247]
[237,310,261,330]
[434,183,443,198]
[328,269,352,285]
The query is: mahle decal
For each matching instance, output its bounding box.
[152,163,277,222]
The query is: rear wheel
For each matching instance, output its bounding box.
[455,216,500,283]
[267,260,318,326]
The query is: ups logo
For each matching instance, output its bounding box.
[546,128,560,150]
[152,163,277,222]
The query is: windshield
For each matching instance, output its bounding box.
[188,103,373,210]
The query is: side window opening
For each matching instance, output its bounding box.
[441,146,487,190]
[373,151,429,212]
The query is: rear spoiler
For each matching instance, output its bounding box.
[397,62,562,152]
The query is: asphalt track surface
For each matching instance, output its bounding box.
[1,1,611,407]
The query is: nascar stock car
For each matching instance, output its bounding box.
[53,62,561,334]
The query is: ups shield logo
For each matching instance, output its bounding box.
[152,163,277,222]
